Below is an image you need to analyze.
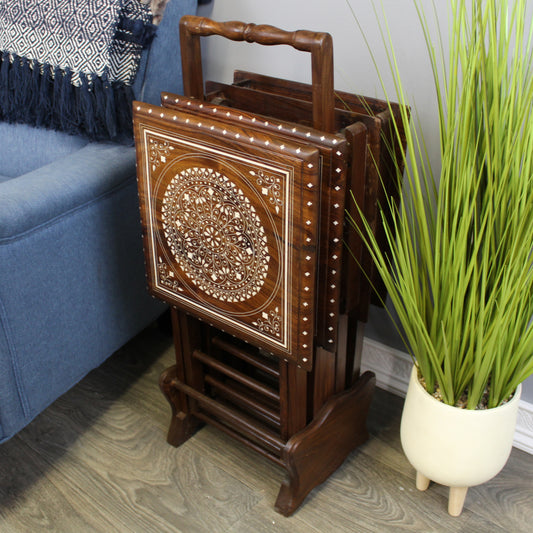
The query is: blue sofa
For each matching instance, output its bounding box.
[0,0,198,443]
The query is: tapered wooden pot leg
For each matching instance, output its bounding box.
[159,365,202,447]
[448,486,468,517]
[416,471,430,491]
[274,372,375,516]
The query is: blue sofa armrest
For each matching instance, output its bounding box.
[0,143,166,442]
[0,143,137,241]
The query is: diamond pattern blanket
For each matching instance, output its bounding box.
[0,0,155,141]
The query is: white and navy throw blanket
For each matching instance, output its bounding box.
[0,0,156,141]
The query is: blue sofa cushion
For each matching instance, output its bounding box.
[0,143,138,241]
[0,122,89,178]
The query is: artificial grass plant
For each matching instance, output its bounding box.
[347,0,533,408]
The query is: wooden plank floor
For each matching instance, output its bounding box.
[1,322,532,532]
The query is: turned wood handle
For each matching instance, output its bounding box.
[180,15,335,133]
[182,16,330,51]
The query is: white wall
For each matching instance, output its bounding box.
[196,0,533,402]
[197,0,444,165]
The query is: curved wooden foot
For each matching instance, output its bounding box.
[159,365,202,447]
[274,371,376,516]
[448,486,468,517]
[416,471,430,491]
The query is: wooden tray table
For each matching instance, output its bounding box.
[133,15,406,516]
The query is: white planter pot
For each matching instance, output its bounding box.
[400,366,521,516]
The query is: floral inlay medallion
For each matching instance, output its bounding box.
[162,167,270,303]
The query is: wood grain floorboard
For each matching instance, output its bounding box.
[306,448,508,532]
[184,425,286,496]
[1,322,531,532]
[0,436,108,532]
[8,379,259,532]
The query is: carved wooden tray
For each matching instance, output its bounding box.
[133,101,322,369]
[159,92,354,351]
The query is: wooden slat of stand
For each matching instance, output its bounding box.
[169,310,191,413]
[171,379,285,456]
[311,348,337,418]
[193,349,280,403]
[176,311,205,394]
[210,336,280,379]
[205,375,281,428]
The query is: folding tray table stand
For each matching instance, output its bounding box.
[133,16,406,516]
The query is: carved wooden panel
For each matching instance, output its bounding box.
[159,92,353,351]
[134,101,321,369]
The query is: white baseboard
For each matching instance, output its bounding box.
[361,337,533,455]
[514,400,533,455]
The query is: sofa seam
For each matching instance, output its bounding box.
[0,296,31,421]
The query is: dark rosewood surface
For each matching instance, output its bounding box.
[134,16,406,516]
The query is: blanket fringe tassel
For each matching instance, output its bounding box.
[0,52,134,142]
